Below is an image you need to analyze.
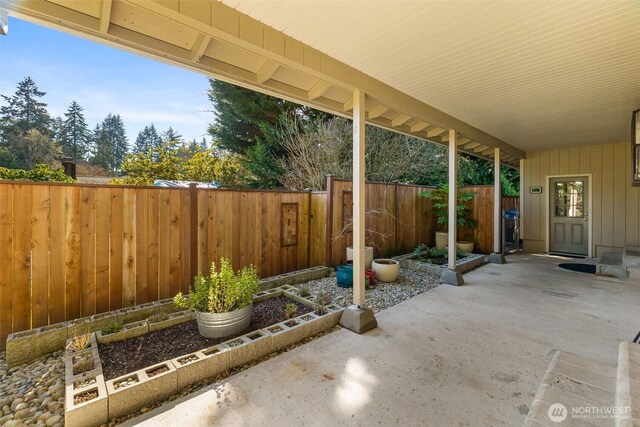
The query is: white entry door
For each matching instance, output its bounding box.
[549,178,589,255]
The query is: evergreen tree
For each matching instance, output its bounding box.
[207,78,325,188]
[90,123,113,171]
[12,129,62,169]
[62,101,90,161]
[161,127,182,146]
[89,114,128,173]
[134,124,162,154]
[102,114,128,171]
[0,76,52,141]
[52,116,66,148]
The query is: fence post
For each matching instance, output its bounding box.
[325,174,334,266]
[189,183,198,280]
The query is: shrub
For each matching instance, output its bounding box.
[0,164,75,183]
[174,257,259,313]
[419,184,477,232]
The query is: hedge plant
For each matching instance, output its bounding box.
[0,164,75,183]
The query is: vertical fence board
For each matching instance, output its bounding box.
[30,185,50,328]
[109,188,124,310]
[147,190,159,302]
[168,190,181,297]
[0,184,13,347]
[179,190,191,292]
[65,187,81,320]
[135,190,149,304]
[95,189,111,313]
[80,187,97,316]
[12,184,32,332]
[49,187,66,324]
[122,189,136,307]
[158,190,171,299]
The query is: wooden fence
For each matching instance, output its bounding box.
[0,179,517,348]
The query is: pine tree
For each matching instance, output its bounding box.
[134,124,162,154]
[161,127,182,146]
[102,114,128,171]
[52,116,66,148]
[90,123,113,171]
[207,78,325,188]
[62,101,90,161]
[0,76,52,140]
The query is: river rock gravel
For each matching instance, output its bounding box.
[296,267,439,312]
[0,351,65,427]
[0,267,438,427]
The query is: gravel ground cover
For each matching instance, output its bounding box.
[0,266,439,426]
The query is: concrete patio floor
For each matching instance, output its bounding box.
[124,254,640,426]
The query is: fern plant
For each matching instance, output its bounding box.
[174,258,259,313]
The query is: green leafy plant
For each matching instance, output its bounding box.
[419,184,478,232]
[284,303,298,319]
[413,243,429,254]
[314,292,332,315]
[100,321,123,335]
[0,164,75,183]
[298,287,311,298]
[174,257,259,313]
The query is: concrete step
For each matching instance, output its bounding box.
[623,246,640,269]
[616,342,640,426]
[524,351,617,426]
[597,253,629,280]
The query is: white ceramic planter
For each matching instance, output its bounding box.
[371,258,400,282]
[346,246,374,268]
[435,232,448,249]
[195,305,252,338]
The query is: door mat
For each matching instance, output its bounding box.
[558,263,596,274]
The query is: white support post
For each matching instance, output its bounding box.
[448,129,457,271]
[339,89,377,333]
[494,148,501,253]
[352,89,366,307]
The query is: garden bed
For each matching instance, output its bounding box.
[99,296,312,380]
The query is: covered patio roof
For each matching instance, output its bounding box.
[2,0,558,166]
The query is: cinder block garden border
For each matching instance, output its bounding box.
[393,252,486,276]
[61,282,342,427]
[5,266,331,368]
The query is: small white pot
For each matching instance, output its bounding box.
[347,246,374,268]
[371,258,400,282]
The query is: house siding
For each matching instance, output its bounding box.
[521,141,640,256]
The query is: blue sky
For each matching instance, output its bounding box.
[0,17,213,144]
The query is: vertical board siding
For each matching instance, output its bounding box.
[0,180,502,348]
[521,141,640,255]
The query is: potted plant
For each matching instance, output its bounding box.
[174,257,259,338]
[371,258,400,282]
[420,184,478,251]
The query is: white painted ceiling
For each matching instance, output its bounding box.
[220,0,640,152]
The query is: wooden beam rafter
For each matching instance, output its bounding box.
[190,32,211,62]
[100,0,112,34]
[391,114,411,127]
[255,60,280,84]
[367,105,389,120]
[427,127,446,138]
[308,80,331,100]
[410,121,429,133]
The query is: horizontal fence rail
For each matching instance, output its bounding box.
[0,179,516,348]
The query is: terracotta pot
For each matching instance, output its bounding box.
[371,258,400,282]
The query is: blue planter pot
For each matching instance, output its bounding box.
[336,265,353,288]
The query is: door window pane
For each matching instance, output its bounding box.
[554,180,584,218]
